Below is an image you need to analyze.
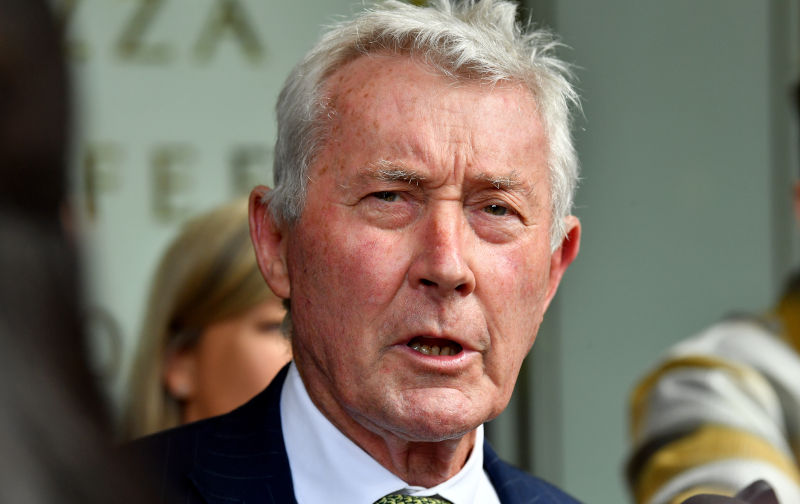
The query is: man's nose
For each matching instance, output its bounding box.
[408,206,476,298]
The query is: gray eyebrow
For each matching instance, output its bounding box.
[356,163,532,194]
[476,171,529,193]
[369,160,426,186]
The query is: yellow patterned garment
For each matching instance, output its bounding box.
[627,278,800,504]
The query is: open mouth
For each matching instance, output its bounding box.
[407,336,463,356]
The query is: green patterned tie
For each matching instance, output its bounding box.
[373,494,453,504]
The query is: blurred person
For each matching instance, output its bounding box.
[122,198,291,440]
[130,1,585,502]
[626,84,800,504]
[0,0,154,501]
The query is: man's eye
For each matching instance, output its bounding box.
[483,204,509,216]
[372,191,399,202]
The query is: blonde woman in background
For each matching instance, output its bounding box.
[122,198,291,440]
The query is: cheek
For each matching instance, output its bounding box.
[240,335,292,379]
[196,324,237,371]
[483,243,552,357]
[295,219,408,310]
[191,335,237,406]
[346,234,409,305]
[491,242,551,307]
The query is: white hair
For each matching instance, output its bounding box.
[269,0,580,249]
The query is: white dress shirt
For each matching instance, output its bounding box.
[281,363,501,504]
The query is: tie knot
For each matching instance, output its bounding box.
[373,494,453,504]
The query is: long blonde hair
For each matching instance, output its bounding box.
[122,198,279,440]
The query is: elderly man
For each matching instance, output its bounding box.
[133,1,582,502]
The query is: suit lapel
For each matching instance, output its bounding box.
[484,440,580,504]
[484,440,522,504]
[187,365,297,504]
[183,368,575,504]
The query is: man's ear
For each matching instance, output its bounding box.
[249,186,291,299]
[543,215,581,311]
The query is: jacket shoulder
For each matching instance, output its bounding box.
[484,441,582,503]
[124,366,293,503]
[125,419,214,501]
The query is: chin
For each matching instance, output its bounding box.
[383,392,492,443]
[391,417,478,443]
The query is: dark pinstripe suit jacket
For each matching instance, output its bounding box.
[131,366,581,503]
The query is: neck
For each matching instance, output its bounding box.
[300,371,478,487]
[350,418,478,487]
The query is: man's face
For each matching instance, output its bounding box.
[257,55,579,442]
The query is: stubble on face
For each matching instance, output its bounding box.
[281,53,566,482]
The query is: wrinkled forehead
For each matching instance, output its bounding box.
[322,52,537,109]
[312,54,549,194]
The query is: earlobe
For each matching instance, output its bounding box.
[249,186,291,299]
[544,215,581,308]
[164,349,196,401]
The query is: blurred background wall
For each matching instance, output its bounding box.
[61,0,799,502]
[61,0,356,399]
[489,1,800,503]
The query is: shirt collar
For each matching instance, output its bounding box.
[280,362,493,504]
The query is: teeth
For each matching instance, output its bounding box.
[408,341,460,356]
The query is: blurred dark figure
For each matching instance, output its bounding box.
[0,1,152,501]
